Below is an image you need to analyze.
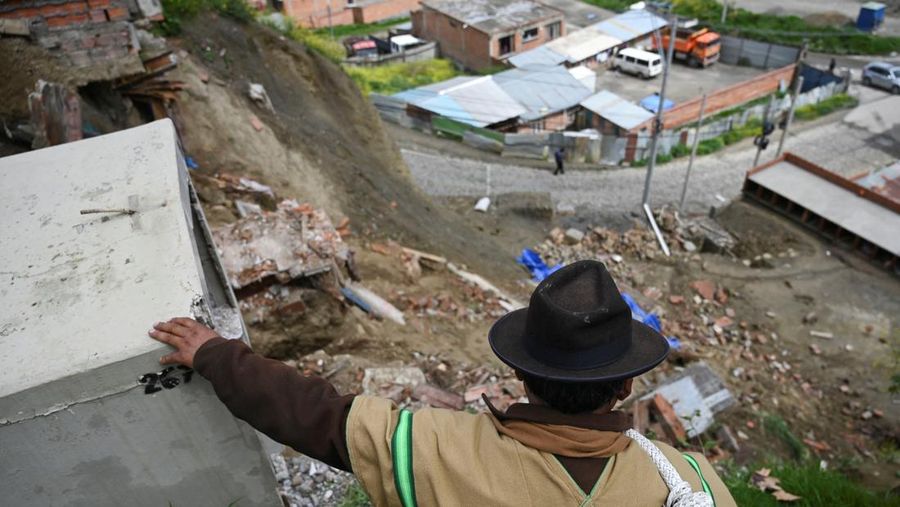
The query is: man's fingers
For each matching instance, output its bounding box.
[154,320,190,337]
[159,352,182,365]
[149,329,184,348]
[171,317,201,330]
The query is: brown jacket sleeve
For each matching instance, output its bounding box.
[194,337,356,472]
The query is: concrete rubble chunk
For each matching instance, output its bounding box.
[641,362,736,438]
[564,228,585,244]
[362,367,426,396]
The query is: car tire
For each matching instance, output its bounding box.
[863,76,871,86]
[893,85,900,95]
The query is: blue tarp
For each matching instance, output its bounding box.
[640,93,674,113]
[517,249,562,282]
[622,292,680,350]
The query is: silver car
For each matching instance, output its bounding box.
[862,62,900,94]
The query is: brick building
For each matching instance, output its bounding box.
[279,0,419,28]
[411,0,565,71]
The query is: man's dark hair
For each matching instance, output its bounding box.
[520,372,625,414]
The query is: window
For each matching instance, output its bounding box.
[499,35,513,55]
[523,27,539,42]
[545,21,561,40]
[651,59,660,66]
[625,56,635,63]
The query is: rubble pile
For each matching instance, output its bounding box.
[212,195,354,324]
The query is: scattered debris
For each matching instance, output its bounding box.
[809,330,834,340]
[343,283,406,326]
[641,362,736,438]
[249,83,275,111]
[751,468,801,503]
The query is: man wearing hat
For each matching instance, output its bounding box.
[151,260,735,506]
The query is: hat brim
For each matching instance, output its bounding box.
[488,308,669,382]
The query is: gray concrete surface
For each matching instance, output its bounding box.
[402,83,897,218]
[0,120,279,506]
[537,0,613,29]
[595,61,766,104]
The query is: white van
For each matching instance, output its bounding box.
[613,48,663,79]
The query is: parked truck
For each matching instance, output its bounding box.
[653,19,721,68]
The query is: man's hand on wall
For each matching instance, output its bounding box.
[149,318,220,368]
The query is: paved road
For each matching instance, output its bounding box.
[403,86,897,217]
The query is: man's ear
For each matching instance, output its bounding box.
[617,378,634,401]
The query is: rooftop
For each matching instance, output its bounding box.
[580,90,654,130]
[420,0,563,34]
[590,8,668,42]
[492,65,594,121]
[395,76,527,127]
[747,154,900,256]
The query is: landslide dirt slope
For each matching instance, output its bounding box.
[172,13,520,281]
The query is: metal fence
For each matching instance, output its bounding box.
[719,36,800,70]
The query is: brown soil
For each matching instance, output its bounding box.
[170,13,521,285]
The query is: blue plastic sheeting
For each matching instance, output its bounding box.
[517,249,562,282]
[621,292,661,332]
[621,292,680,350]
[640,93,674,113]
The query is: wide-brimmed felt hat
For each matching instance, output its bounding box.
[489,260,669,382]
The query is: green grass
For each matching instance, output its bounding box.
[722,461,900,506]
[158,0,253,35]
[344,58,461,95]
[794,93,858,121]
[578,0,634,11]
[671,0,900,55]
[258,16,346,63]
[338,482,371,507]
[313,17,409,38]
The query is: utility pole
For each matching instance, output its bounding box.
[776,76,804,157]
[327,0,334,39]
[752,95,775,169]
[679,93,707,211]
[641,13,677,207]
[721,1,729,24]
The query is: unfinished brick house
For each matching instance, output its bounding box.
[411,0,565,71]
[278,0,418,28]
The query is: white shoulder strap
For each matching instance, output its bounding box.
[624,429,713,507]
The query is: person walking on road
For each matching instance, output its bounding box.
[554,146,565,175]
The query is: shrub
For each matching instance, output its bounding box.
[159,0,253,35]
[313,17,410,38]
[696,137,724,155]
[344,59,461,95]
[670,143,691,158]
[794,94,858,121]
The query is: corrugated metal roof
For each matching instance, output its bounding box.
[508,45,566,68]
[394,76,526,127]
[493,65,594,121]
[420,0,562,34]
[592,9,668,42]
[546,29,622,63]
[580,90,653,130]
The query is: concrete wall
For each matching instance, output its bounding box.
[0,120,280,506]
[351,0,417,24]
[662,64,796,130]
[283,0,354,28]
[720,35,800,70]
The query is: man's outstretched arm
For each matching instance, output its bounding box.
[149,318,355,471]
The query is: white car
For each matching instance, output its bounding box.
[613,48,663,79]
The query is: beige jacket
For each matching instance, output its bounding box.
[347,396,736,507]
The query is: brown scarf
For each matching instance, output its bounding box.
[483,396,632,458]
